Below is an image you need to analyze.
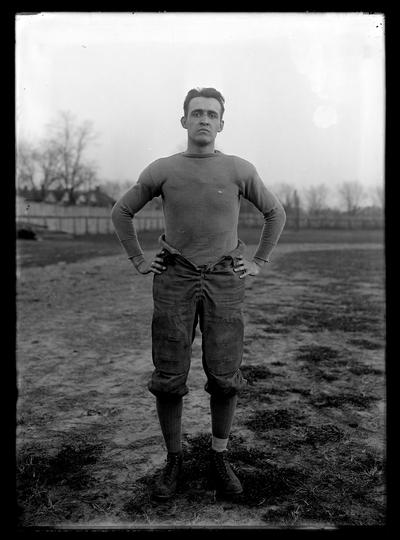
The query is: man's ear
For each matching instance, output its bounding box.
[218,119,224,132]
[180,116,187,129]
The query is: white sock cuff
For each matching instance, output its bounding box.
[211,435,228,452]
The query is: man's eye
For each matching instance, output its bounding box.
[209,113,217,119]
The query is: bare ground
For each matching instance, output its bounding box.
[16,231,385,528]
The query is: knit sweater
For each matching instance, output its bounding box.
[111,151,286,267]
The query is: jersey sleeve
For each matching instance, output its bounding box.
[111,162,163,259]
[234,157,286,264]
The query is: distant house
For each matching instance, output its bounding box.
[17,187,44,202]
[59,191,71,204]
[16,186,116,208]
[75,187,116,207]
[358,206,384,217]
[75,193,87,205]
[43,191,59,204]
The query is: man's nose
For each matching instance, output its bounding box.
[200,114,210,123]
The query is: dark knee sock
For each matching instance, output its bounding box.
[156,397,183,454]
[210,394,238,447]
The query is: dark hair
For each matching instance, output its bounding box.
[183,87,225,119]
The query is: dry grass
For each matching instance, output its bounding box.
[16,230,385,528]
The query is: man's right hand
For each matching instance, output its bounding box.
[132,251,167,275]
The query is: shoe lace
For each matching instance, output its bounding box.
[214,452,231,481]
[164,455,181,482]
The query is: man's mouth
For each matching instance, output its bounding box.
[198,128,210,133]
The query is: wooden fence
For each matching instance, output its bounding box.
[16,212,383,235]
[16,214,165,235]
[240,214,384,230]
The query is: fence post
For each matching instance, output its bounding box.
[293,190,300,231]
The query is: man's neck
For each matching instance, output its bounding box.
[185,140,216,155]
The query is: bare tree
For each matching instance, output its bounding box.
[304,183,330,215]
[100,180,119,200]
[368,183,384,208]
[47,111,98,204]
[78,164,98,193]
[16,140,37,190]
[100,179,133,201]
[34,139,63,199]
[338,181,365,215]
[272,182,297,212]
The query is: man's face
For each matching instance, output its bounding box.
[181,96,224,146]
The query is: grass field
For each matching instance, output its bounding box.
[16,228,385,528]
[16,227,383,268]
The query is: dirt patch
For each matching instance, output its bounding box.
[16,432,105,523]
[308,392,379,409]
[121,433,307,520]
[302,423,345,445]
[245,408,304,431]
[272,247,383,281]
[348,338,384,351]
[16,232,161,268]
[275,304,383,334]
[16,235,385,527]
[241,364,273,385]
[296,345,340,363]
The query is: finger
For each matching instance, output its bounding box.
[151,262,166,271]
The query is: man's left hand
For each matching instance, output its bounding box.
[233,256,261,279]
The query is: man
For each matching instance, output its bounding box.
[111,87,286,501]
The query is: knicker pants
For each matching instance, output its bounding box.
[148,236,248,401]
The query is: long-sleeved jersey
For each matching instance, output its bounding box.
[111,151,286,267]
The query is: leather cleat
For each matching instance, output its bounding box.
[152,452,183,501]
[208,449,243,496]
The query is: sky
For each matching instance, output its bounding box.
[16,12,385,200]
